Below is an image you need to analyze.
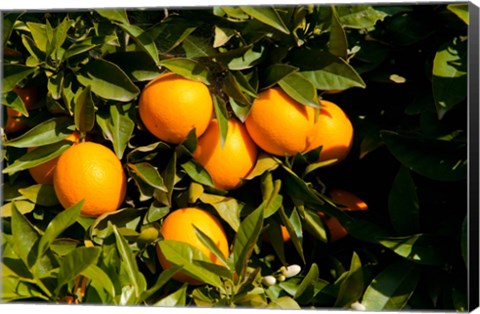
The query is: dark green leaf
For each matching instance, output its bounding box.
[56,246,102,294]
[233,201,265,277]
[3,90,29,116]
[18,184,59,207]
[3,13,23,47]
[48,72,64,100]
[181,159,215,187]
[182,35,217,58]
[329,7,348,59]
[113,225,147,299]
[154,284,188,307]
[77,58,140,102]
[334,252,363,307]
[157,240,224,289]
[213,95,229,148]
[262,63,298,89]
[159,58,210,85]
[294,263,319,300]
[96,9,129,24]
[199,193,242,231]
[336,5,388,29]
[193,226,230,269]
[362,260,420,310]
[37,200,83,258]
[10,203,40,266]
[74,85,95,133]
[2,64,36,92]
[63,35,120,60]
[432,37,467,119]
[381,131,467,182]
[116,22,160,66]
[278,71,320,108]
[5,117,75,148]
[105,51,161,82]
[447,4,468,24]
[240,6,290,34]
[139,265,182,303]
[388,167,420,235]
[2,141,72,175]
[378,234,453,266]
[127,162,167,192]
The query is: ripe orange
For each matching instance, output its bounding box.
[245,88,318,156]
[320,189,368,242]
[4,86,38,134]
[306,100,353,164]
[264,224,291,243]
[157,207,229,284]
[28,131,81,185]
[53,142,127,217]
[138,72,213,144]
[193,118,258,190]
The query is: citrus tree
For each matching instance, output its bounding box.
[1,3,472,310]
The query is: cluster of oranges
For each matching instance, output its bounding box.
[4,71,368,284]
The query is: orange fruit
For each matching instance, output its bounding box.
[320,189,368,242]
[157,207,229,284]
[4,86,39,134]
[28,131,81,185]
[264,224,291,243]
[306,100,353,164]
[138,72,213,144]
[193,118,258,190]
[53,142,127,217]
[245,88,318,156]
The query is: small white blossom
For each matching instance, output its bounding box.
[261,275,277,286]
[281,264,302,278]
[350,301,366,311]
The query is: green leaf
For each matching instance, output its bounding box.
[74,86,95,133]
[3,13,23,47]
[18,184,59,207]
[378,234,453,266]
[105,51,161,82]
[138,265,182,303]
[336,5,388,29]
[240,6,290,34]
[5,117,75,148]
[96,9,130,24]
[233,201,265,278]
[113,225,147,300]
[48,71,64,100]
[2,141,72,175]
[262,63,299,89]
[154,284,188,307]
[63,35,120,60]
[267,296,301,309]
[127,162,167,192]
[10,202,40,267]
[3,90,29,116]
[193,226,230,269]
[81,264,116,300]
[261,173,283,218]
[182,35,217,58]
[37,200,83,258]
[278,71,320,108]
[56,246,102,294]
[181,159,215,188]
[115,22,160,66]
[159,58,210,85]
[199,194,242,231]
[388,167,420,235]
[447,4,469,24]
[2,64,36,92]
[26,22,48,52]
[245,152,280,180]
[329,7,348,59]
[213,95,229,148]
[96,104,135,159]
[432,37,467,119]
[292,50,366,90]
[157,240,224,289]
[334,252,363,307]
[1,201,35,217]
[362,260,420,310]
[1,277,49,302]
[225,44,266,71]
[77,58,140,102]
[294,263,318,300]
[381,131,467,182]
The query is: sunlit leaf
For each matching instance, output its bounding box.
[74,85,95,133]
[154,284,188,306]
[240,6,290,34]
[334,252,363,307]
[2,64,36,92]
[18,184,59,207]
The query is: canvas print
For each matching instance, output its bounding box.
[1,2,475,311]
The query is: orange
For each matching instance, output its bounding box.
[264,224,291,243]
[53,142,127,217]
[245,88,318,156]
[193,118,258,190]
[157,207,229,284]
[320,189,368,242]
[4,86,38,134]
[306,100,353,164]
[28,131,81,185]
[138,72,213,144]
